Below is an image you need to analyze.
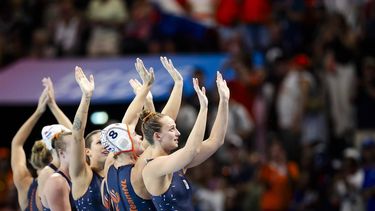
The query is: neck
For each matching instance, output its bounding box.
[137,147,154,165]
[58,161,70,178]
[52,151,60,163]
[115,152,136,166]
[36,169,42,176]
[51,158,60,168]
[149,145,168,158]
[90,160,105,177]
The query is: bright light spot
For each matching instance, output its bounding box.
[90,111,109,125]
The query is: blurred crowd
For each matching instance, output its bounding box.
[1,0,375,211]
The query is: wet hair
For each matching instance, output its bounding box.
[30,140,52,170]
[140,110,165,145]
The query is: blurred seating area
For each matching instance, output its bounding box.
[1,0,375,210]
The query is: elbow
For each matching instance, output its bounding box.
[219,137,225,147]
[184,146,200,159]
[208,134,226,147]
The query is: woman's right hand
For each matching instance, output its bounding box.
[75,66,95,98]
[36,87,49,114]
[216,71,230,101]
[42,77,55,105]
[135,58,154,86]
[193,78,208,108]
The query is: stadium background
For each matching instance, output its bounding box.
[0,0,375,211]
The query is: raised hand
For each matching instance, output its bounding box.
[42,77,55,105]
[36,87,49,114]
[129,78,142,94]
[193,78,208,108]
[75,66,94,97]
[216,71,230,101]
[160,56,183,82]
[135,58,154,86]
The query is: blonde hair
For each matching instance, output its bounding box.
[30,140,52,170]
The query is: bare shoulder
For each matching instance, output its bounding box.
[38,167,54,186]
[44,173,69,193]
[142,155,169,175]
[133,151,150,175]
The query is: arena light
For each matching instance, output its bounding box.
[90,111,109,125]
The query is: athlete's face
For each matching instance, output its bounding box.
[157,116,180,152]
[87,132,109,164]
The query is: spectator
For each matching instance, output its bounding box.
[86,0,128,56]
[52,0,84,56]
[333,148,365,211]
[276,54,314,162]
[258,140,300,211]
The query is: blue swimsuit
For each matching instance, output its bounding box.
[25,179,38,211]
[74,171,107,210]
[106,164,156,211]
[47,163,58,172]
[151,170,194,211]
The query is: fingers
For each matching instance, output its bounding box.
[138,58,148,73]
[160,56,182,81]
[160,56,169,70]
[42,77,48,85]
[75,66,92,83]
[215,71,230,100]
[40,91,49,105]
[216,71,228,89]
[129,79,140,88]
[135,61,141,76]
[137,58,149,74]
[193,78,198,90]
[42,77,49,89]
[168,59,177,71]
[41,86,48,96]
[134,78,142,86]
[216,71,224,84]
[75,66,84,80]
[39,87,49,103]
[47,77,53,88]
[147,68,155,85]
[129,79,138,93]
[217,71,223,81]
[90,74,94,84]
[136,58,152,84]
[193,78,205,94]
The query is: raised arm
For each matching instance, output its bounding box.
[11,88,48,191]
[187,71,229,168]
[144,78,208,177]
[131,57,156,112]
[129,78,155,112]
[122,58,154,129]
[160,56,183,120]
[70,66,94,178]
[43,77,73,129]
